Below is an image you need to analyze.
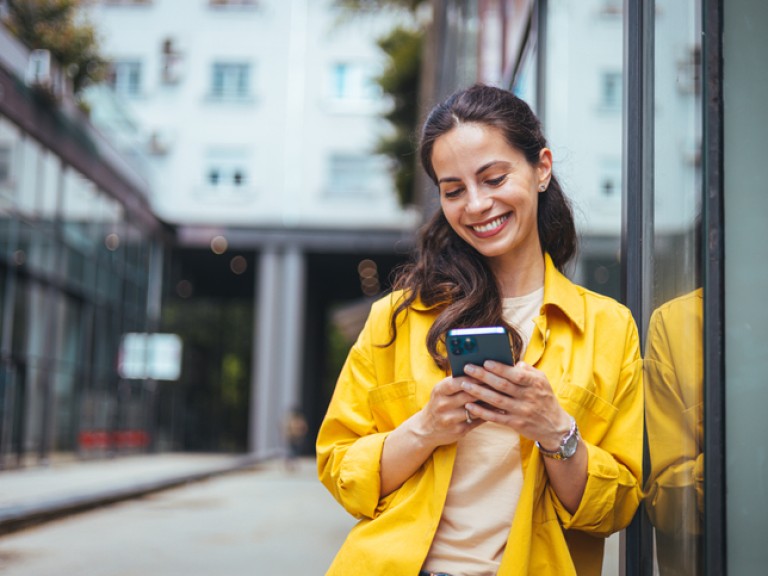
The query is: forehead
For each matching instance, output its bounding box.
[432,123,523,172]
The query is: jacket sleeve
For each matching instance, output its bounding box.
[643,304,704,536]
[551,312,644,537]
[316,303,390,520]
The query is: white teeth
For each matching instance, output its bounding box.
[472,215,509,233]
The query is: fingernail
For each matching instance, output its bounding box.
[464,364,477,374]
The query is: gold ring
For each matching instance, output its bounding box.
[465,408,473,424]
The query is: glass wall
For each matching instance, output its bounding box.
[543,0,624,300]
[512,1,707,574]
[0,109,159,468]
[723,1,768,573]
[643,1,704,574]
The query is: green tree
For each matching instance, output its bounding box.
[375,26,422,207]
[2,0,108,95]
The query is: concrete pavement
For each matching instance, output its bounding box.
[0,452,265,535]
[0,455,357,575]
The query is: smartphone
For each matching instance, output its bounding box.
[446,326,515,377]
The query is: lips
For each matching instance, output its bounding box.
[470,214,510,235]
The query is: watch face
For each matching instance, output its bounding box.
[562,433,578,458]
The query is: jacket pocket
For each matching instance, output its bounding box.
[556,377,618,443]
[368,380,419,431]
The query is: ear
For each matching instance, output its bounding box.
[537,148,553,191]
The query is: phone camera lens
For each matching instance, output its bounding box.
[463,337,477,352]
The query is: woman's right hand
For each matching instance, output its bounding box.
[380,375,482,497]
[413,375,485,449]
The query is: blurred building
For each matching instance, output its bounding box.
[0,24,166,468]
[83,0,420,456]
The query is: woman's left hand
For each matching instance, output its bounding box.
[461,360,571,450]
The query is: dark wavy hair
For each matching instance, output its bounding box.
[388,84,577,369]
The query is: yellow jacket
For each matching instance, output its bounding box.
[643,288,703,574]
[317,254,643,575]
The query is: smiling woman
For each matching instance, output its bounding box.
[316,84,643,576]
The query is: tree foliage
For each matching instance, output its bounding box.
[2,0,108,95]
[375,26,423,207]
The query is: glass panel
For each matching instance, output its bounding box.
[542,0,624,300]
[723,1,768,573]
[644,1,703,575]
[539,2,625,572]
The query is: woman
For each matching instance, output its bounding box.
[317,84,643,575]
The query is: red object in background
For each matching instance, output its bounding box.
[78,430,150,450]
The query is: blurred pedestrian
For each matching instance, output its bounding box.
[283,407,308,472]
[316,84,643,575]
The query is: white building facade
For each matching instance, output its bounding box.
[86,0,420,456]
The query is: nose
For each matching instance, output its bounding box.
[465,186,493,214]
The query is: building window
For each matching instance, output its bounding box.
[207,167,247,188]
[329,62,381,101]
[203,148,251,198]
[327,154,388,198]
[600,71,622,111]
[108,60,142,97]
[210,62,252,100]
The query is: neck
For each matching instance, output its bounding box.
[490,250,546,298]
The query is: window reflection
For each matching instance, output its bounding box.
[644,0,703,574]
[644,285,703,575]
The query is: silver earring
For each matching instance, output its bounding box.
[539,184,546,192]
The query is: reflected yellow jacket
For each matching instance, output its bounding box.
[317,254,643,575]
[643,289,703,574]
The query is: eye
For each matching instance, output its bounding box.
[441,186,464,199]
[485,175,507,186]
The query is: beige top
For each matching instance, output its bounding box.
[423,287,544,575]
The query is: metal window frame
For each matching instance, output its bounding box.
[701,0,726,573]
[621,0,655,574]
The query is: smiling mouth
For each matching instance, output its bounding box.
[471,214,509,234]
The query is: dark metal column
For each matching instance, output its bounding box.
[621,0,655,574]
[702,0,726,573]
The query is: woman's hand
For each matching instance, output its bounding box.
[460,360,571,446]
[460,360,587,513]
[413,375,485,448]
[379,375,481,497]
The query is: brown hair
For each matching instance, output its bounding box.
[389,84,577,369]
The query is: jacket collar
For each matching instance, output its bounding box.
[542,253,586,333]
[404,252,585,333]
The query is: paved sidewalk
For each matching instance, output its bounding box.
[0,452,264,535]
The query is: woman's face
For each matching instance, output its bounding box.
[432,122,552,269]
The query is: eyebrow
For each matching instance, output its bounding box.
[437,160,512,184]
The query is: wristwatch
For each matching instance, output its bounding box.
[536,417,580,460]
